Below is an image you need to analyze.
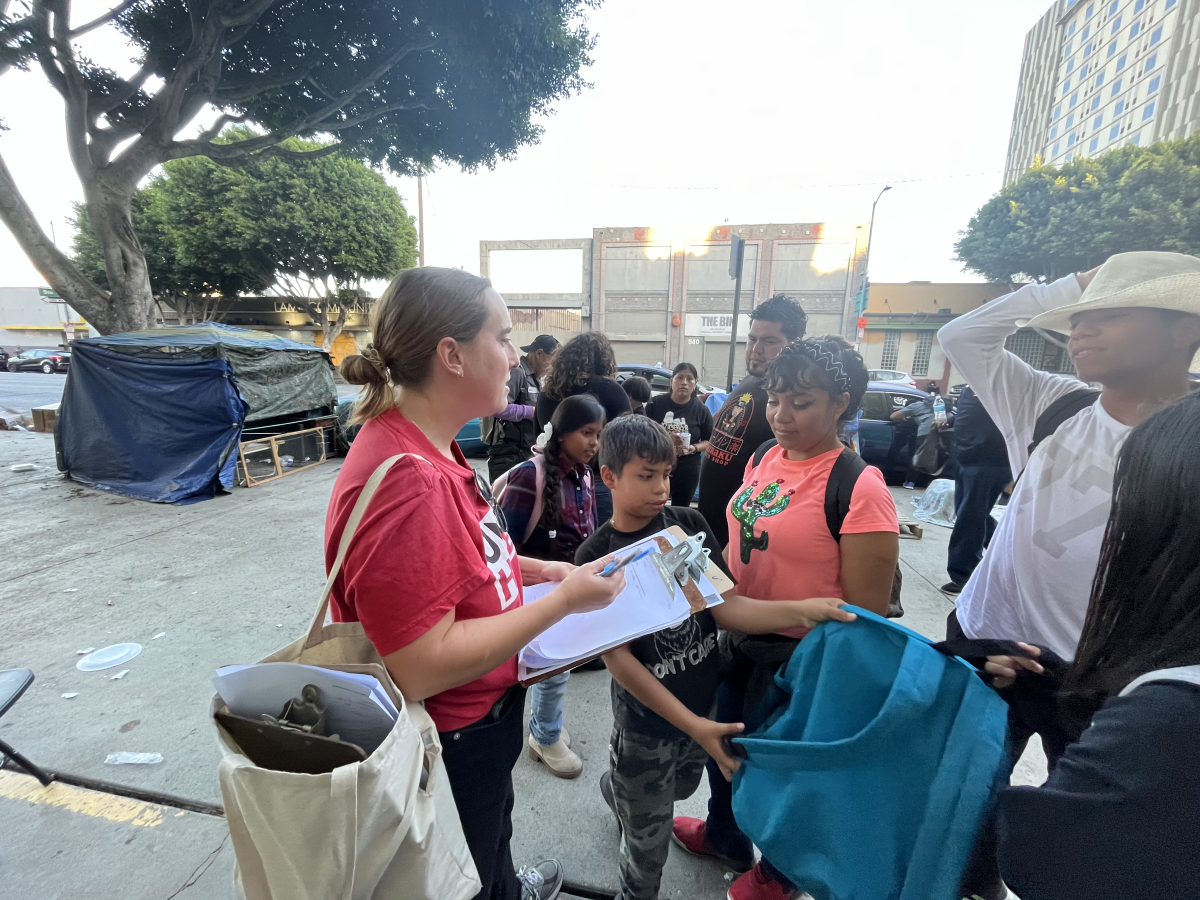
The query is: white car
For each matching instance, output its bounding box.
[868,369,918,388]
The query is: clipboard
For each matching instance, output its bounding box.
[215,709,368,774]
[519,525,734,686]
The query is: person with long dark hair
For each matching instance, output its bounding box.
[328,268,625,900]
[536,332,631,523]
[494,394,606,780]
[988,391,1200,899]
[646,362,714,507]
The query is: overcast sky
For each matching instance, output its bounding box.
[0,0,1054,292]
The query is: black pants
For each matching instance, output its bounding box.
[946,464,1010,585]
[670,462,701,508]
[945,610,1071,899]
[440,686,527,900]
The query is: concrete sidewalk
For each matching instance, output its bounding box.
[0,431,1044,899]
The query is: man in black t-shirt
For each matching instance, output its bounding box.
[698,294,808,547]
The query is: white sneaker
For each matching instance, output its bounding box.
[517,858,563,899]
[527,734,583,778]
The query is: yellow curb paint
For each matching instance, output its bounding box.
[0,771,165,828]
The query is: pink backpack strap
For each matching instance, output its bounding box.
[492,456,546,545]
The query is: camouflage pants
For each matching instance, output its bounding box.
[608,724,708,900]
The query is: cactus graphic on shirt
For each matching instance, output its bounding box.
[732,478,794,564]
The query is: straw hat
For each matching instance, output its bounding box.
[1023,251,1200,333]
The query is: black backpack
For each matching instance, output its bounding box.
[1026,388,1101,462]
[751,440,904,618]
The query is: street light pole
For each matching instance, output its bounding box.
[849,185,891,336]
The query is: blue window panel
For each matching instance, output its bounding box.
[1067,58,1075,73]
[1069,21,1077,35]
[1096,72,1106,88]
[1144,53,1157,71]
[1149,74,1161,93]
[1117,54,1128,71]
[1069,133,1078,147]
[1085,41,1094,55]
[1109,0,1118,13]
[1134,0,1145,11]
[1053,142,1062,156]
[1090,137,1100,151]
[1091,96,1101,111]
[1108,41,1118,57]
[1054,104,1063,120]
[1130,22,1141,39]
[1116,99,1126,115]
[1067,152,1075,162]
[1167,0,1178,8]
[1111,78,1123,96]
[1071,92,1080,107]
[1081,63,1090,78]
[1094,114,1104,128]
[1132,133,1141,145]
[1064,78,1073,95]
[1144,101,1156,120]
[1083,25,1091,40]
[1068,113,1076,126]
[1052,125,1059,138]
[1087,3,1095,16]
[1151,26,1163,44]
[1110,124,1121,139]
[1112,15,1122,34]
[1064,40,1074,57]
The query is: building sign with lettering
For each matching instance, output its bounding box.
[683,314,752,338]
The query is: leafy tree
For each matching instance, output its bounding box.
[956,136,1200,282]
[71,130,417,349]
[0,0,596,334]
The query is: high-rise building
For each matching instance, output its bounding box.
[1005,0,1195,184]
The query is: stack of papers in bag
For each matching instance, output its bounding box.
[214,662,398,754]
[519,528,727,683]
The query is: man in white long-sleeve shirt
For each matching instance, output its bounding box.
[939,250,1200,900]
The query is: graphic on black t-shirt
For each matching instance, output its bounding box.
[649,616,716,680]
[708,390,757,466]
[731,475,793,564]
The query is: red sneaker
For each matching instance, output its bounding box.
[670,816,754,873]
[726,862,796,900]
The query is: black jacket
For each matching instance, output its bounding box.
[489,357,540,460]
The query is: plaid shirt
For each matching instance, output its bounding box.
[497,458,596,562]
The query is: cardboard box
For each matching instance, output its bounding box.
[32,403,59,434]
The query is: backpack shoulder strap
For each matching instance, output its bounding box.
[492,457,544,545]
[1028,388,1101,458]
[824,449,868,543]
[751,438,778,469]
[1119,665,1200,697]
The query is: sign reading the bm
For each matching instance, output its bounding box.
[684,314,752,338]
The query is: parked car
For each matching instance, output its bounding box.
[867,369,918,388]
[616,364,717,398]
[7,348,70,374]
[0,349,9,367]
[456,418,489,458]
[857,380,942,482]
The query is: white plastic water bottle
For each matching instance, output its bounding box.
[933,394,946,426]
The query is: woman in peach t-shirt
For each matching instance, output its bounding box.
[674,337,899,899]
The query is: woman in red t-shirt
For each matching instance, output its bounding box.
[325,267,624,900]
[673,336,900,900]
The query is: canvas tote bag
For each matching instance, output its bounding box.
[213,453,482,900]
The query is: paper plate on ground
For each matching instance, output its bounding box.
[76,643,142,672]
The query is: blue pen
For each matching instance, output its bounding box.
[600,548,652,577]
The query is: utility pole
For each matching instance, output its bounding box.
[417,170,426,267]
[849,185,891,335]
[726,234,746,392]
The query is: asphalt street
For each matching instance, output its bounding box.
[0,371,66,416]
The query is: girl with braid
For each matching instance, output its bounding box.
[672,336,900,900]
[495,393,605,779]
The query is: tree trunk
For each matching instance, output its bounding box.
[321,302,348,353]
[82,180,156,334]
[0,150,155,335]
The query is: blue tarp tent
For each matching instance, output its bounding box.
[57,325,336,504]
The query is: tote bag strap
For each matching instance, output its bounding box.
[304,453,435,649]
